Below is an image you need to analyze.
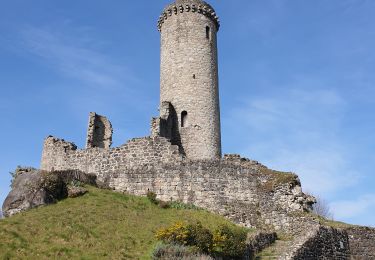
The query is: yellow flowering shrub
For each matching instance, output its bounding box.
[155,222,248,258]
[155,222,190,245]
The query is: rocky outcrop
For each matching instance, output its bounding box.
[67,186,88,198]
[2,168,97,217]
[2,168,51,217]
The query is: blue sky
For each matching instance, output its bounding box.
[0,0,374,227]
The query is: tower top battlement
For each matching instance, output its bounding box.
[157,0,220,32]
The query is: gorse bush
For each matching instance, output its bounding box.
[155,222,248,259]
[212,225,248,259]
[187,222,213,253]
[156,222,190,245]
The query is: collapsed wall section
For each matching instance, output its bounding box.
[86,112,113,149]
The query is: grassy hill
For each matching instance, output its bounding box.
[0,186,248,259]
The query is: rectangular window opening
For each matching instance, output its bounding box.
[206,26,210,40]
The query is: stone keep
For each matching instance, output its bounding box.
[158,0,222,160]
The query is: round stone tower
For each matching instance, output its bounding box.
[158,0,222,160]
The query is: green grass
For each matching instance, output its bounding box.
[0,186,248,260]
[312,214,355,229]
[255,234,293,259]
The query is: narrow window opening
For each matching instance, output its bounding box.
[181,111,188,127]
[193,74,196,79]
[206,26,210,40]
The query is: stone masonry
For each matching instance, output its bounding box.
[347,227,375,259]
[158,0,222,160]
[85,112,113,149]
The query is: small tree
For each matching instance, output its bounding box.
[308,192,334,220]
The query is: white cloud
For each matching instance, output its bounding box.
[262,148,360,195]
[13,24,151,121]
[330,194,375,220]
[19,26,138,89]
[225,87,359,196]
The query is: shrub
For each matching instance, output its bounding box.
[70,179,82,187]
[147,191,158,205]
[40,171,68,202]
[147,193,201,210]
[307,192,334,220]
[9,166,37,188]
[158,201,170,209]
[155,222,248,258]
[169,201,200,210]
[156,222,190,245]
[152,242,201,259]
[187,222,213,253]
[212,225,248,259]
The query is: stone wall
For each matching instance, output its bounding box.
[110,159,317,235]
[347,226,375,259]
[85,112,113,149]
[151,102,181,149]
[41,136,182,183]
[41,139,314,235]
[246,231,277,258]
[284,226,350,259]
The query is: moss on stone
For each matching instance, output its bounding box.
[258,168,298,192]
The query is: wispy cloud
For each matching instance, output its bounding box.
[12,24,153,122]
[330,194,375,222]
[225,87,359,196]
[19,25,138,89]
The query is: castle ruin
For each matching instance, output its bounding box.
[33,0,375,258]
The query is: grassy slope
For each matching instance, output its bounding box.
[0,186,247,260]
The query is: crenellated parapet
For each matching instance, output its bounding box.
[158,0,220,32]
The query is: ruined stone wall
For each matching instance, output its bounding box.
[347,226,375,259]
[246,231,277,258]
[41,141,313,234]
[109,159,318,236]
[284,226,350,259]
[159,0,222,160]
[41,136,78,172]
[41,136,182,183]
[86,112,113,149]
